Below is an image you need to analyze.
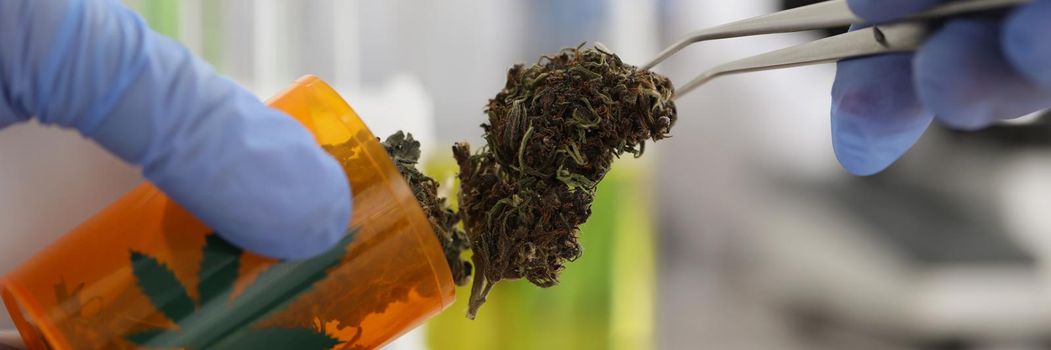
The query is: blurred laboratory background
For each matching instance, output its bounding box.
[2,0,1051,349]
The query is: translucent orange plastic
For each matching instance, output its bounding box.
[0,76,455,350]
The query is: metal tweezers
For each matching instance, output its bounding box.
[645,0,1032,98]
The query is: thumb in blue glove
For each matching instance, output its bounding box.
[0,0,351,260]
[831,0,1051,175]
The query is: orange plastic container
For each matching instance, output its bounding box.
[1,76,455,349]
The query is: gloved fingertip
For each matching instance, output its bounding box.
[847,0,944,23]
[1004,0,1051,90]
[831,105,931,176]
[831,54,932,176]
[831,129,893,176]
[210,145,353,261]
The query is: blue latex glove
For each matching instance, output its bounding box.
[831,0,1051,175]
[0,0,351,260]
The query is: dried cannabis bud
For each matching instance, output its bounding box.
[455,44,677,318]
[381,131,473,286]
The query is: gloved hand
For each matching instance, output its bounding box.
[831,0,1051,175]
[0,0,351,260]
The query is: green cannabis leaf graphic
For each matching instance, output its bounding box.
[126,230,358,350]
[130,252,195,323]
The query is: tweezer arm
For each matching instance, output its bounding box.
[642,0,1033,71]
[641,0,858,71]
[674,22,927,98]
